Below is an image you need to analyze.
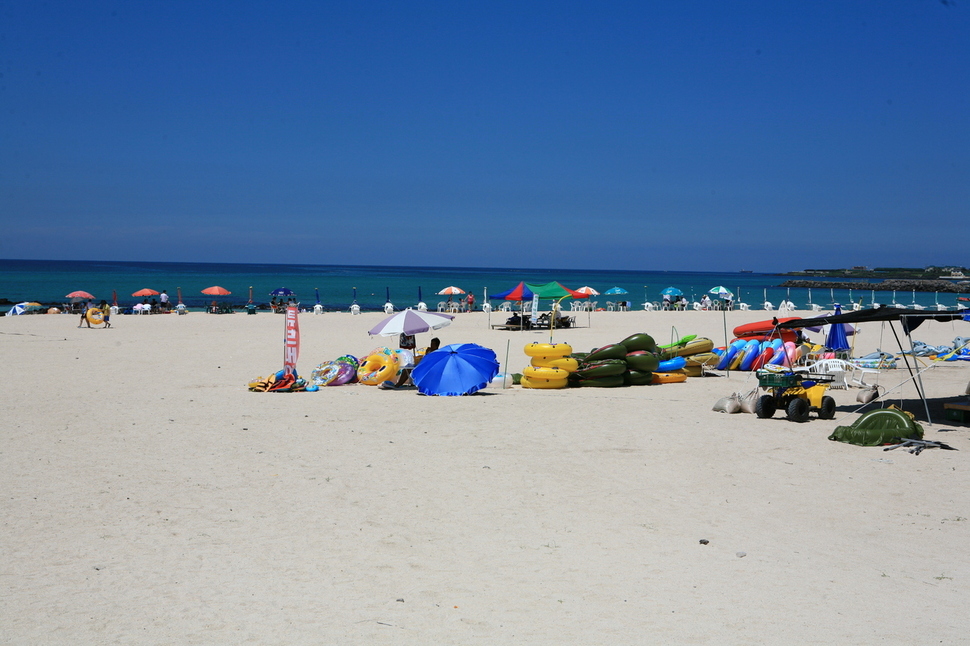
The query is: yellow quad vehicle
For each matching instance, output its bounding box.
[754,369,836,422]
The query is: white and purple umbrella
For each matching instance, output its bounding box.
[368,308,455,337]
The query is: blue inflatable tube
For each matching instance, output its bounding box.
[656,356,687,372]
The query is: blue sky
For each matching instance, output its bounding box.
[2,1,967,272]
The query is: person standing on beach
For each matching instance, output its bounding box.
[99,299,112,328]
[466,292,475,312]
[160,290,169,311]
[78,301,91,328]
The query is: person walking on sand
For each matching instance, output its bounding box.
[78,300,92,328]
[99,299,112,328]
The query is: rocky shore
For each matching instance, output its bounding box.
[779,278,970,293]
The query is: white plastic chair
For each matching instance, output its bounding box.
[313,304,323,315]
[763,301,774,311]
[643,302,656,311]
[809,303,822,312]
[481,302,492,313]
[350,303,360,315]
[417,302,428,312]
[383,302,394,314]
[799,358,853,390]
[737,302,749,311]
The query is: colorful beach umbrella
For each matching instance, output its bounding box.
[575,286,600,296]
[66,290,94,300]
[367,309,454,337]
[709,286,734,298]
[201,286,231,296]
[132,288,160,297]
[437,286,466,295]
[410,343,499,396]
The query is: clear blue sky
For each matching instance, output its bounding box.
[2,1,967,272]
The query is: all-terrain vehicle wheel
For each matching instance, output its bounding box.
[755,394,777,418]
[786,397,810,422]
[817,395,836,420]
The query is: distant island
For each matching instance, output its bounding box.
[779,266,970,293]
[782,265,968,280]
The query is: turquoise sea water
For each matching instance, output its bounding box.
[0,259,959,312]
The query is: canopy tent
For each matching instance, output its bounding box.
[774,306,970,423]
[490,282,534,301]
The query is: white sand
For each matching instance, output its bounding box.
[2,308,969,644]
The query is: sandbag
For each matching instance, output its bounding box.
[856,385,882,404]
[713,394,742,414]
[739,389,760,414]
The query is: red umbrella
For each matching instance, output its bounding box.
[132,288,160,297]
[201,286,231,296]
[66,290,94,299]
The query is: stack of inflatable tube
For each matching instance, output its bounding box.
[521,343,576,388]
[712,337,812,371]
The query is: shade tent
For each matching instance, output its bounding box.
[774,307,969,334]
[774,306,970,423]
[490,282,534,301]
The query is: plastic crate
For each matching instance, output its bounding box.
[757,370,800,388]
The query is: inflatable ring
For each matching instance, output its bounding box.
[85,308,104,325]
[524,342,573,358]
[530,356,579,372]
[328,361,357,386]
[520,375,569,389]
[311,362,341,386]
[335,354,359,370]
[358,348,402,386]
[523,365,570,381]
[651,371,687,384]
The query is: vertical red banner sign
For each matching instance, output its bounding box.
[284,306,300,376]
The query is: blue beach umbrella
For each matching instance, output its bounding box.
[410,343,500,396]
[271,287,295,296]
[603,286,628,295]
[660,287,683,297]
[825,305,851,351]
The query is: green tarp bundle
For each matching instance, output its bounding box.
[829,408,924,446]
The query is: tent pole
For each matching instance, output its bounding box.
[889,320,931,423]
[503,339,511,389]
[722,306,730,377]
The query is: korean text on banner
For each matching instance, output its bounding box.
[284,306,300,375]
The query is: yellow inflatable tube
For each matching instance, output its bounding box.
[651,371,687,384]
[524,342,573,358]
[357,348,401,386]
[530,356,579,371]
[523,365,570,381]
[520,375,569,389]
[85,308,105,325]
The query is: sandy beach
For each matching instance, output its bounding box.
[2,308,969,644]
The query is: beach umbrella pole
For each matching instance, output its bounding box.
[503,339,511,389]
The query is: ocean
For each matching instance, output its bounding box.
[0,259,957,312]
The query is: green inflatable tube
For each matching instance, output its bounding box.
[625,351,660,372]
[577,374,626,388]
[574,360,627,379]
[585,343,629,362]
[620,333,657,352]
[624,370,654,386]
